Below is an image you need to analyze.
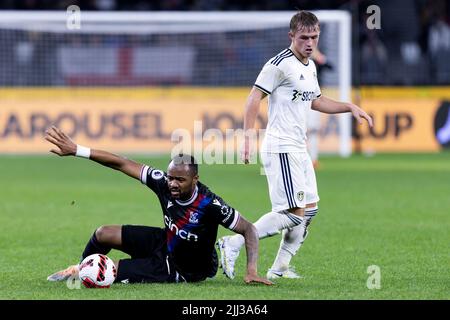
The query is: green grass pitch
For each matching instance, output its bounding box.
[0,153,448,300]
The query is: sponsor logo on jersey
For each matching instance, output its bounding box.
[167,200,173,208]
[151,169,164,180]
[212,199,221,206]
[300,74,305,80]
[292,89,302,102]
[292,90,315,102]
[302,91,315,101]
[164,215,198,242]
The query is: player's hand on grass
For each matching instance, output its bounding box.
[45,126,77,156]
[350,104,373,128]
[244,273,274,286]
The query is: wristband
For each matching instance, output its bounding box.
[75,145,91,159]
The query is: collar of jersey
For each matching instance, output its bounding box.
[175,185,199,206]
[287,48,309,66]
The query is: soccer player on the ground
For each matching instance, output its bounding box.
[217,11,373,280]
[45,126,272,285]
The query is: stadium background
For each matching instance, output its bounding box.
[1,0,450,154]
[0,0,449,301]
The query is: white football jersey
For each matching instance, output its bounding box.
[254,48,321,153]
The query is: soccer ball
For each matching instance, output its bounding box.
[78,254,117,288]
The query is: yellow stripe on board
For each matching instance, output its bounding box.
[359,86,450,99]
[0,87,448,153]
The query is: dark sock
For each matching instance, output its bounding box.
[80,230,111,262]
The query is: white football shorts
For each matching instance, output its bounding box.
[260,152,319,212]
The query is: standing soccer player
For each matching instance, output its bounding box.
[217,11,373,280]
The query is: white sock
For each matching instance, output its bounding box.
[270,224,305,271]
[271,206,318,271]
[227,210,304,250]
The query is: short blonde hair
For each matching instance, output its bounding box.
[290,11,320,33]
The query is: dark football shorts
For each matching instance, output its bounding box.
[115,225,179,284]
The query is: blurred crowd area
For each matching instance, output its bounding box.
[0,0,449,86]
[0,0,360,11]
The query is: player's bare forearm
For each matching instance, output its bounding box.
[311,95,351,114]
[233,217,273,285]
[241,88,266,164]
[89,150,142,180]
[240,219,258,275]
[312,95,373,127]
[244,87,265,132]
[45,126,143,180]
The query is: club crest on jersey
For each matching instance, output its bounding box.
[297,191,304,201]
[189,212,199,224]
[300,74,305,80]
[151,169,164,180]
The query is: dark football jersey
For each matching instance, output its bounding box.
[139,165,241,281]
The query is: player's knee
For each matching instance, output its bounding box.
[306,202,317,208]
[95,225,119,244]
[288,207,305,217]
[95,226,107,243]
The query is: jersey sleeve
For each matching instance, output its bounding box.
[139,165,167,194]
[254,63,284,95]
[208,196,241,231]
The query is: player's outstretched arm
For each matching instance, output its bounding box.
[44,126,143,181]
[232,216,273,285]
[311,95,373,127]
